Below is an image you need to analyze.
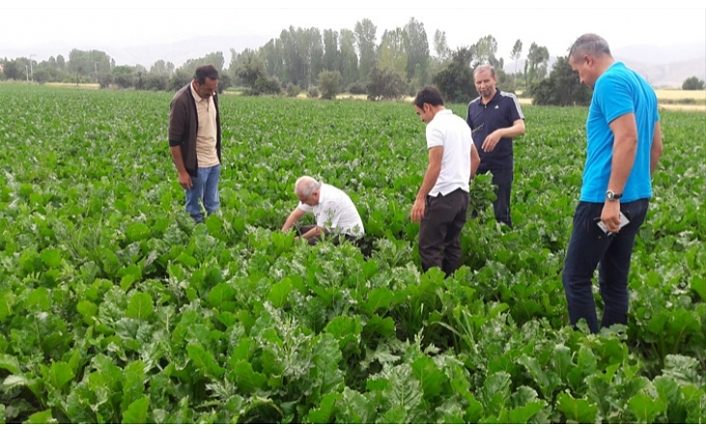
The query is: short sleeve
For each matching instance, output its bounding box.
[426,123,444,148]
[506,93,524,122]
[595,74,634,124]
[297,202,313,213]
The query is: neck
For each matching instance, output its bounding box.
[481,89,497,104]
[594,55,616,79]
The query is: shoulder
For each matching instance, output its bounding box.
[171,85,191,105]
[499,91,520,102]
[595,64,630,91]
[468,97,481,108]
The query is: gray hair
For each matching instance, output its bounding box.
[569,33,612,60]
[473,64,496,79]
[294,176,321,198]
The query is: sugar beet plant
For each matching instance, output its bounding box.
[0,83,704,423]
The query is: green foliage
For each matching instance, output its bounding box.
[0,85,703,424]
[432,47,478,103]
[318,70,342,100]
[366,67,407,100]
[532,57,593,106]
[682,76,705,90]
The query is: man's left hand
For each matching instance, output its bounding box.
[411,198,426,223]
[482,131,501,152]
[601,200,622,233]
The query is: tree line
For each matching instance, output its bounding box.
[0,17,610,105]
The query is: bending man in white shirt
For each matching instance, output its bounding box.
[281,176,365,244]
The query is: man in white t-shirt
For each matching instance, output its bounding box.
[281,176,365,244]
[411,86,480,276]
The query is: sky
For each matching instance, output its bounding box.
[1,0,705,66]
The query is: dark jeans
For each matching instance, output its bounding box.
[562,199,649,333]
[419,188,469,276]
[478,165,513,227]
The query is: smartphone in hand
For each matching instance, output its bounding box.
[596,212,630,235]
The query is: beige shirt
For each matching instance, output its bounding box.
[190,82,219,167]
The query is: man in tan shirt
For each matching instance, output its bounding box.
[168,65,222,222]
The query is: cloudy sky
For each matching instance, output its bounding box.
[2,0,704,65]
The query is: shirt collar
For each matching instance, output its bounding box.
[316,183,327,205]
[190,81,205,103]
[480,88,502,107]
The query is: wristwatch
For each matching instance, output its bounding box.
[605,190,623,201]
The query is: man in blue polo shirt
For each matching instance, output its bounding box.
[563,34,663,333]
[466,64,525,227]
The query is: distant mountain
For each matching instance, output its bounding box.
[504,43,705,88]
[3,35,270,69]
[106,35,271,68]
[619,57,706,88]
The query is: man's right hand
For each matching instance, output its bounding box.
[178,171,192,189]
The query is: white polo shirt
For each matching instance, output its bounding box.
[297,183,365,238]
[426,109,473,197]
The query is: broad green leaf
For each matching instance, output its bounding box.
[122,361,146,410]
[40,247,63,268]
[3,374,31,389]
[363,288,394,314]
[557,392,598,423]
[305,392,341,424]
[268,277,293,308]
[411,355,447,400]
[122,396,150,424]
[27,287,51,311]
[77,300,98,321]
[187,343,224,379]
[481,372,512,413]
[48,361,74,390]
[229,359,266,393]
[126,292,153,320]
[0,354,20,374]
[125,223,150,242]
[508,400,545,423]
[0,290,15,321]
[362,315,396,339]
[628,393,667,423]
[324,315,363,350]
[24,409,56,424]
[207,283,236,309]
[119,264,142,290]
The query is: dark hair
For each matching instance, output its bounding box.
[194,65,219,84]
[413,86,444,108]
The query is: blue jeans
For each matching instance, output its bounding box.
[185,164,221,222]
[562,199,649,333]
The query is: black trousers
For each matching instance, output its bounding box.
[419,188,469,276]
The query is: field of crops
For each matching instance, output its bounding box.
[0,83,704,424]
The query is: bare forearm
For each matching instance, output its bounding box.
[282,210,303,232]
[169,146,188,174]
[650,122,663,174]
[470,145,480,178]
[499,120,526,139]
[608,135,637,193]
[301,226,323,239]
[416,164,441,201]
